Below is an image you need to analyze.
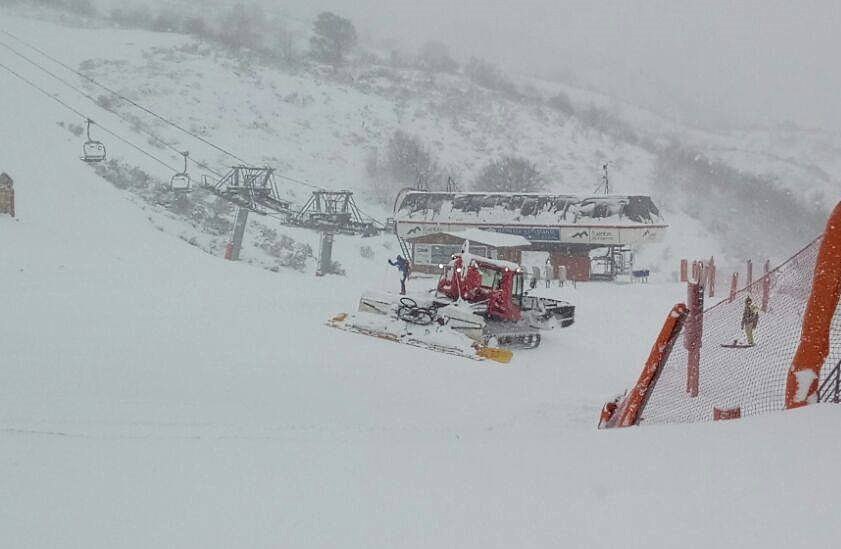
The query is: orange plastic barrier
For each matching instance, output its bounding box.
[786,202,841,408]
[713,407,741,421]
[606,303,689,428]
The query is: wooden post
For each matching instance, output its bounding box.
[747,259,753,290]
[707,256,716,298]
[0,173,13,217]
[729,272,739,303]
[680,259,688,282]
[691,260,702,283]
[684,281,704,398]
[761,259,771,312]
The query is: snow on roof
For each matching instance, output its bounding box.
[453,251,522,272]
[440,228,531,248]
[395,191,663,226]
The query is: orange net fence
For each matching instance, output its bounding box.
[602,202,841,427]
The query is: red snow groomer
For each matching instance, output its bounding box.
[432,252,575,349]
[329,251,574,362]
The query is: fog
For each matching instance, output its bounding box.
[275,0,841,132]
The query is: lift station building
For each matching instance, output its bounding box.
[394,191,667,281]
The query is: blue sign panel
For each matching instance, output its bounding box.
[491,226,561,242]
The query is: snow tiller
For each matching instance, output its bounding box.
[328,252,575,363]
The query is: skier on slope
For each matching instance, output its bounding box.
[389,255,411,295]
[741,295,761,346]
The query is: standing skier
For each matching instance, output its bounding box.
[389,255,411,295]
[741,295,760,346]
[530,266,540,289]
[544,259,553,288]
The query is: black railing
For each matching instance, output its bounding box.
[817,358,841,404]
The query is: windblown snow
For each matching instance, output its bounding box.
[1,9,840,549]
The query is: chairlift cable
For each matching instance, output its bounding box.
[0,60,178,172]
[0,38,224,178]
[0,28,252,168]
[1,28,388,225]
[274,173,325,190]
[0,28,330,192]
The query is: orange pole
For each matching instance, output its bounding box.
[747,259,753,290]
[680,259,688,282]
[610,303,689,428]
[786,202,841,409]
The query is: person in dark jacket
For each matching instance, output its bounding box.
[389,255,411,295]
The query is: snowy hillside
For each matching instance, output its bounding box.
[3,9,841,548]
[2,7,835,276]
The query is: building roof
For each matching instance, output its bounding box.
[395,191,663,226]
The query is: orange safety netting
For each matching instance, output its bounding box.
[634,232,841,425]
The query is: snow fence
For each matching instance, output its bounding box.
[601,201,841,427]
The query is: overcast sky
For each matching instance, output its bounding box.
[277,0,841,132]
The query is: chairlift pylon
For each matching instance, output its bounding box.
[169,151,191,192]
[81,118,106,163]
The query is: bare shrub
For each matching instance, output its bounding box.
[309,11,357,65]
[367,130,445,203]
[472,156,544,193]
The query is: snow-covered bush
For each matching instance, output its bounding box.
[416,41,459,74]
[309,12,357,66]
[367,130,445,203]
[109,6,153,29]
[464,57,518,97]
[327,261,346,276]
[215,3,267,51]
[547,92,574,116]
[472,156,545,193]
[359,245,375,259]
[578,105,643,146]
[254,229,314,272]
[183,16,208,38]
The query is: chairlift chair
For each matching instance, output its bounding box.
[81,119,106,163]
[169,151,191,192]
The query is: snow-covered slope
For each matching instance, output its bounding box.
[3,12,841,548]
[0,13,705,269]
[4,8,836,273]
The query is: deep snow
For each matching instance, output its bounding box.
[2,10,841,549]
